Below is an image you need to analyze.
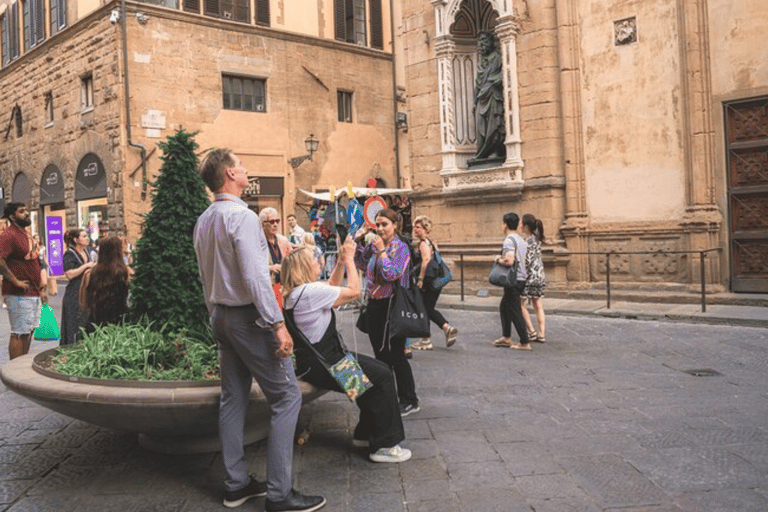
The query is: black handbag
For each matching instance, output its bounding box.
[488,235,519,287]
[387,277,431,340]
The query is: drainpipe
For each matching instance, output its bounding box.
[389,0,401,187]
[121,0,147,200]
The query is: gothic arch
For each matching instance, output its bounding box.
[435,0,513,38]
[433,0,524,191]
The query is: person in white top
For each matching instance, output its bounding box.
[281,235,412,464]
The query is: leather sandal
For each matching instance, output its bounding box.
[493,337,512,347]
[527,331,538,342]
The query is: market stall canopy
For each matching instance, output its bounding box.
[298,187,411,202]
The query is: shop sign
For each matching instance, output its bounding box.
[75,153,107,200]
[46,216,64,276]
[40,165,65,205]
[243,176,284,198]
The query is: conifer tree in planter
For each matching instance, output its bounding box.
[129,129,211,340]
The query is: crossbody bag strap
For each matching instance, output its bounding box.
[284,287,332,371]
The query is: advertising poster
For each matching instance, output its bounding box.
[46,217,64,276]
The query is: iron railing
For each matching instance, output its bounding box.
[456,247,722,313]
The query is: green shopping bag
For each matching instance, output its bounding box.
[34,304,61,341]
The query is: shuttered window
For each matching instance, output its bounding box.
[369,0,382,49]
[1,14,8,66]
[183,0,200,14]
[8,2,20,61]
[256,0,269,26]
[50,0,67,36]
[22,0,45,51]
[335,0,365,45]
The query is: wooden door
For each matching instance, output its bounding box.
[725,98,768,292]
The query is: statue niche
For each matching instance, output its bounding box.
[468,30,506,168]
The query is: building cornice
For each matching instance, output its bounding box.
[122,1,393,61]
[0,0,392,81]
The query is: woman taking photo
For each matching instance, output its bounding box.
[281,236,411,463]
[411,215,457,350]
[520,214,547,342]
[79,236,131,328]
[60,229,94,345]
[355,208,420,417]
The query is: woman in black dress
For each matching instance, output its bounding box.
[60,229,94,345]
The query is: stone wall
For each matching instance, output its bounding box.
[119,3,396,240]
[0,5,124,231]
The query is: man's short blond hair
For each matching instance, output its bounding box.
[199,148,235,192]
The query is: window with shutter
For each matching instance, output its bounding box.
[1,14,8,66]
[183,0,200,14]
[50,0,66,35]
[334,0,345,41]
[21,0,43,50]
[352,0,365,45]
[369,0,382,49]
[34,0,44,45]
[204,0,219,17]
[22,0,30,51]
[256,0,269,26]
[58,0,66,30]
[10,2,20,60]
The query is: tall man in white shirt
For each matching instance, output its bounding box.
[193,149,326,512]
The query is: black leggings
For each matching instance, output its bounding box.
[299,353,404,451]
[421,284,447,328]
[366,297,418,407]
[500,281,529,344]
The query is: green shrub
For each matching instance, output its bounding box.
[129,129,211,338]
[53,321,219,381]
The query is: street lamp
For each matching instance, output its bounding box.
[289,134,320,168]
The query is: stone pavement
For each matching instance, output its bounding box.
[0,292,767,511]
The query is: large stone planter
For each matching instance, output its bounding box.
[0,350,326,454]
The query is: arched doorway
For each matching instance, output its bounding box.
[40,164,66,276]
[11,172,36,236]
[75,153,108,244]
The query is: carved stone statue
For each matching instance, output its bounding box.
[468,31,506,167]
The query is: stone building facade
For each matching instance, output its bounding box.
[0,0,398,266]
[397,0,768,293]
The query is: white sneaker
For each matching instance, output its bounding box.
[369,445,412,463]
[413,337,433,350]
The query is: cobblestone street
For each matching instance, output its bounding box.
[1,304,768,511]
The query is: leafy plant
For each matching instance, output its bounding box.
[129,129,211,338]
[54,321,219,381]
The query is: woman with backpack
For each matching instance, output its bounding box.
[411,215,457,350]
